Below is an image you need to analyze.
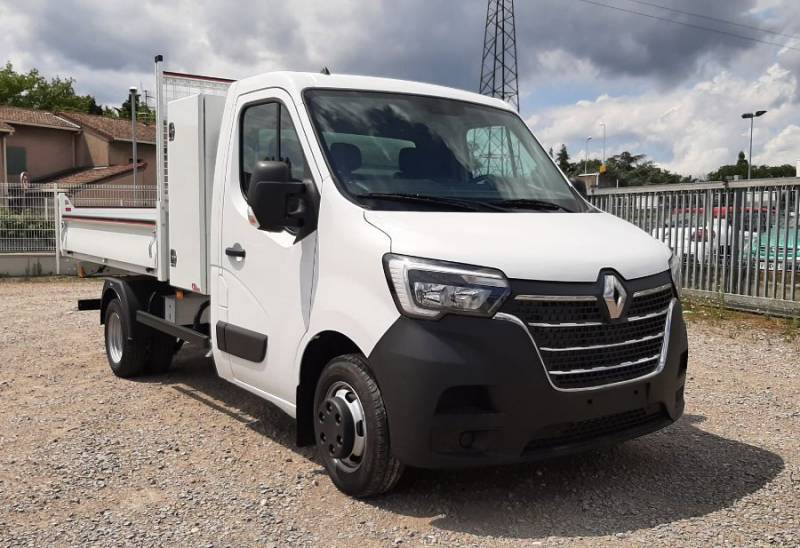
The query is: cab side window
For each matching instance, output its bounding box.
[240,102,309,196]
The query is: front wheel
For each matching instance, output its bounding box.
[313,354,403,498]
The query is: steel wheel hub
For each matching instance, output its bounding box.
[107,311,124,363]
[318,381,366,470]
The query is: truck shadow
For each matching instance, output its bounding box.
[154,349,784,541]
[370,414,784,539]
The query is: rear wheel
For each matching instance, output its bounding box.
[313,354,403,498]
[104,299,147,378]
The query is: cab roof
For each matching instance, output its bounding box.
[231,71,514,112]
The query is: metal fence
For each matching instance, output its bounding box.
[0,183,156,254]
[589,177,800,317]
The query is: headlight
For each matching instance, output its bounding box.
[669,252,682,296]
[383,254,510,319]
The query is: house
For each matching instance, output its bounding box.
[0,106,156,204]
[58,111,157,188]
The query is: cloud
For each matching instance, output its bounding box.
[756,124,800,165]
[530,62,799,177]
[0,0,797,175]
[0,0,771,99]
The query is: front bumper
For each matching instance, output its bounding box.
[367,302,688,468]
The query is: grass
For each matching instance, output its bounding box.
[682,295,800,341]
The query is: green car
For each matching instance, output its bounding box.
[752,215,799,269]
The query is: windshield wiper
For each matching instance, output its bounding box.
[491,198,575,213]
[356,193,507,212]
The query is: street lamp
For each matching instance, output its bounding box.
[741,110,767,180]
[584,136,592,174]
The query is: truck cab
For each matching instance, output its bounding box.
[61,68,687,498]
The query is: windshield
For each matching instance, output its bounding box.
[304,90,586,212]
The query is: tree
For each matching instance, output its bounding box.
[736,150,748,171]
[0,62,101,112]
[548,146,554,159]
[556,144,570,172]
[706,150,795,181]
[115,92,155,123]
[566,150,692,187]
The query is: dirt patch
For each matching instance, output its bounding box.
[1,278,798,546]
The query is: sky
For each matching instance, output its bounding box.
[0,0,798,178]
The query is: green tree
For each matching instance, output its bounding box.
[589,151,692,187]
[706,150,795,181]
[556,144,570,172]
[114,93,155,123]
[736,150,748,172]
[0,62,100,112]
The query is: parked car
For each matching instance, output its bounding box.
[752,214,799,270]
[651,210,728,260]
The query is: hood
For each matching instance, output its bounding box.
[364,211,671,282]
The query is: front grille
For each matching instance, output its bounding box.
[512,298,603,324]
[541,337,664,372]
[627,286,673,317]
[529,313,666,348]
[549,358,659,389]
[501,277,674,390]
[523,405,667,452]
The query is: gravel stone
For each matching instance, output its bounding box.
[0,277,798,546]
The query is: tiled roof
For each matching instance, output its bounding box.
[49,162,146,188]
[0,121,13,133]
[58,111,156,144]
[0,105,80,131]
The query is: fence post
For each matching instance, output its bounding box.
[53,191,61,275]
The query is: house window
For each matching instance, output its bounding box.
[7,146,27,176]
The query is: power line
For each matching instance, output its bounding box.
[572,0,800,53]
[625,0,800,42]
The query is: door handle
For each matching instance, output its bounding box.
[225,245,246,259]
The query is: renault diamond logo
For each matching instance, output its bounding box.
[603,274,627,319]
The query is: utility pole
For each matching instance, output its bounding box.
[479,0,519,110]
[741,110,767,180]
[600,122,606,164]
[130,87,138,189]
[584,136,592,174]
[476,1,519,176]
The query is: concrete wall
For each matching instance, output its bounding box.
[6,126,76,179]
[109,141,156,185]
[0,254,77,277]
[75,129,109,167]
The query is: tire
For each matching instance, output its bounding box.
[104,299,147,378]
[146,331,179,374]
[313,354,404,498]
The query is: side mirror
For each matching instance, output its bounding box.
[571,178,588,198]
[247,161,307,232]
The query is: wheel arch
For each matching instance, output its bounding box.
[296,330,363,446]
[99,277,165,340]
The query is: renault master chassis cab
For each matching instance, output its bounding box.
[59,57,688,497]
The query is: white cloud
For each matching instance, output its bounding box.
[529,62,800,177]
[756,124,800,166]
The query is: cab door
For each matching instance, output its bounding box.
[219,89,318,405]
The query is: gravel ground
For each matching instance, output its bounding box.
[1,277,798,547]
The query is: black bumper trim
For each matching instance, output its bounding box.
[367,302,688,469]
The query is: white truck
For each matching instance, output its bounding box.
[60,56,688,497]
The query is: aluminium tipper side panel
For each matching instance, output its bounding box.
[166,94,225,294]
[58,195,159,276]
